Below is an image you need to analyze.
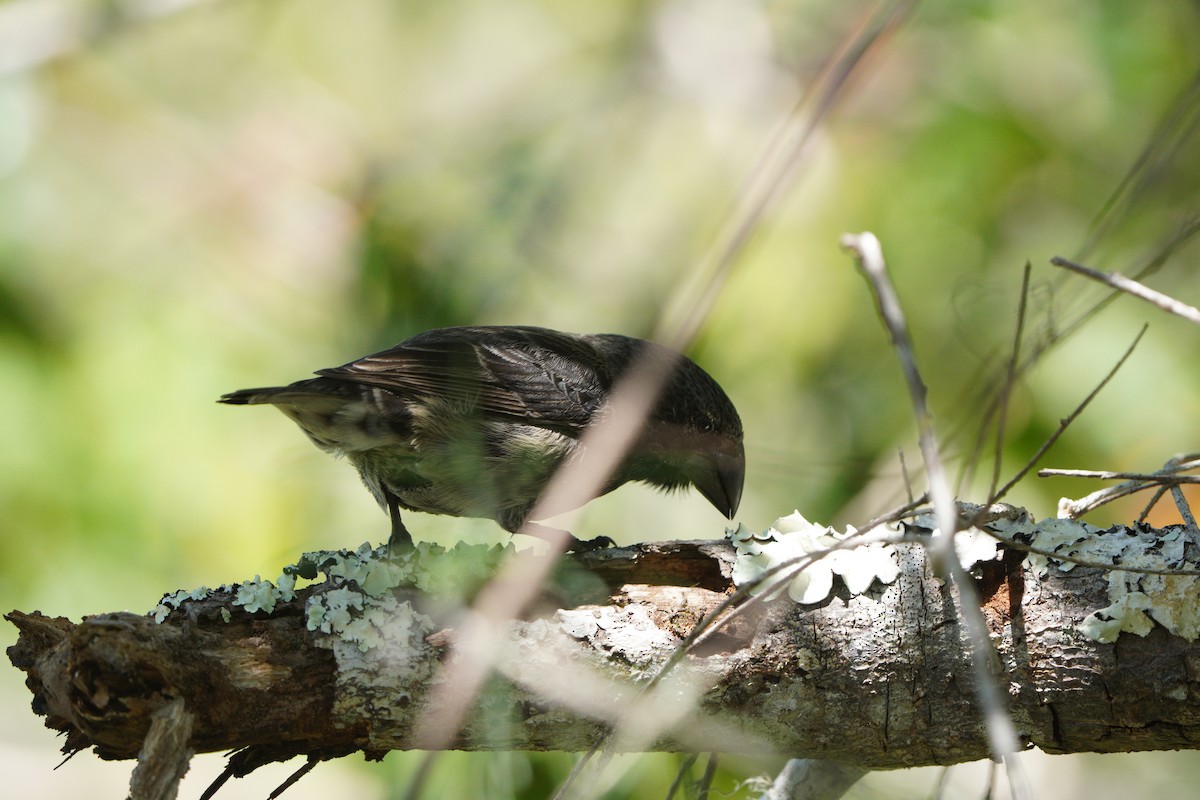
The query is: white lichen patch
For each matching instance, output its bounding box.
[1079,590,1154,643]
[315,594,438,725]
[734,508,1200,644]
[557,605,678,673]
[727,512,910,604]
[153,586,215,623]
[307,586,434,661]
[234,575,289,614]
[989,516,1200,643]
[953,526,1001,571]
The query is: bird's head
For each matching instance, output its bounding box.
[624,350,745,519]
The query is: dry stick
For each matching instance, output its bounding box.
[267,760,317,800]
[1077,65,1200,263]
[425,0,919,779]
[1044,454,1200,522]
[1139,485,1174,524]
[1051,257,1200,325]
[989,325,1146,506]
[399,752,440,800]
[697,753,719,800]
[949,210,1191,497]
[953,200,1200,498]
[840,232,1029,800]
[655,0,918,352]
[664,753,700,800]
[1172,484,1199,531]
[757,759,869,800]
[127,696,193,800]
[549,499,930,800]
[990,263,1033,499]
[1039,470,1200,481]
[554,4,922,799]
[899,449,914,503]
[1165,454,1200,530]
[928,766,953,800]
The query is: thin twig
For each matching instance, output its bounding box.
[1077,65,1200,262]
[664,753,700,800]
[1044,455,1200,529]
[991,262,1032,499]
[267,759,317,799]
[1138,484,1174,524]
[557,5,921,797]
[899,449,914,504]
[841,232,1029,799]
[927,765,952,800]
[550,750,599,800]
[1039,470,1200,481]
[841,233,957,560]
[757,759,868,800]
[990,325,1147,505]
[1051,257,1200,324]
[697,753,720,800]
[1171,484,1198,531]
[399,752,440,800]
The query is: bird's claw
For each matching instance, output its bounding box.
[567,534,617,553]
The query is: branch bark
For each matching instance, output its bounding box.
[7,533,1200,784]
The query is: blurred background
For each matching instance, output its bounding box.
[2,0,1200,797]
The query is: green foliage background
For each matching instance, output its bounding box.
[2,1,1200,797]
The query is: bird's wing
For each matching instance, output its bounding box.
[315,327,618,430]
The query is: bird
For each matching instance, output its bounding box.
[218,325,744,552]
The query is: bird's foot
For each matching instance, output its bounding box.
[519,522,615,552]
[565,534,617,553]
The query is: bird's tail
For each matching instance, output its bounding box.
[218,378,357,408]
[217,386,290,405]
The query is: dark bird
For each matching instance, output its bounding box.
[219,325,744,551]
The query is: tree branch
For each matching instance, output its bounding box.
[8,530,1200,786]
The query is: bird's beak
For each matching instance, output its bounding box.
[695,438,745,519]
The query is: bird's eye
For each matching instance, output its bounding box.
[700,418,715,432]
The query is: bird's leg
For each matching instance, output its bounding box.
[520,522,615,553]
[385,491,414,554]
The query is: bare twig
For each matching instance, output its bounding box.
[990,263,1033,499]
[1077,65,1200,263]
[1171,484,1198,531]
[267,759,317,800]
[1046,454,1200,525]
[841,232,1029,799]
[664,753,700,800]
[1051,257,1200,324]
[553,5,922,798]
[655,0,919,351]
[990,325,1147,505]
[127,697,193,800]
[841,233,956,561]
[757,759,868,800]
[399,752,440,800]
[928,765,952,800]
[431,0,923,772]
[697,753,719,800]
[1039,470,1200,482]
